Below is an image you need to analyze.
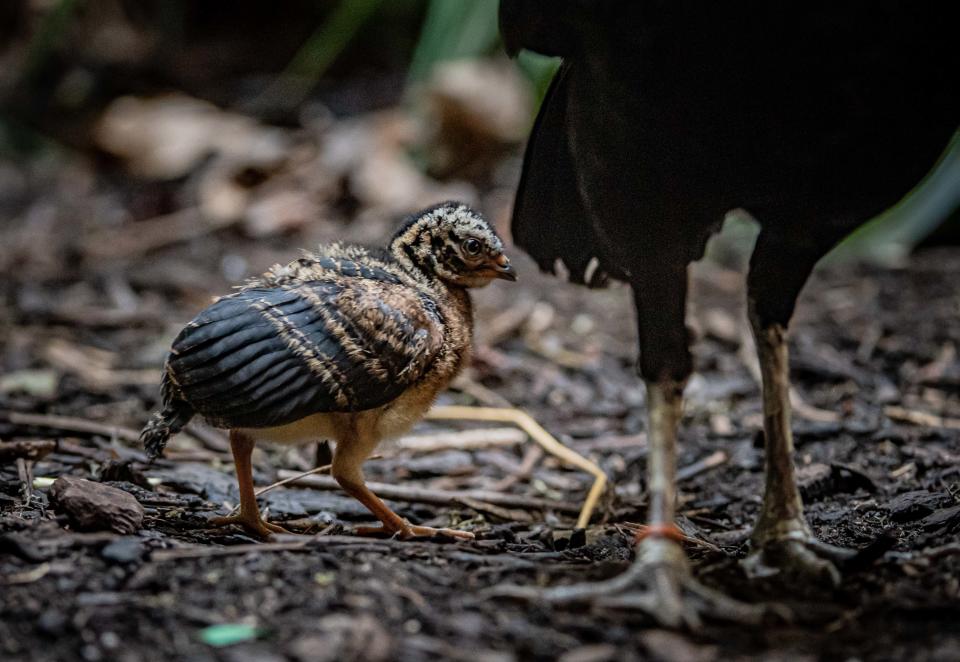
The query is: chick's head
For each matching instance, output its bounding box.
[390,201,516,287]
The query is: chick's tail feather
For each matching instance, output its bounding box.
[140,399,194,460]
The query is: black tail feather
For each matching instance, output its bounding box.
[140,399,194,460]
[511,63,618,288]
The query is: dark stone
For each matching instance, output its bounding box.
[920,505,960,531]
[49,476,145,534]
[885,490,945,523]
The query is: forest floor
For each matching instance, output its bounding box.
[2,210,959,661]
[1,66,958,661]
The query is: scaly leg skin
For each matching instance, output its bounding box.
[210,430,292,539]
[742,319,848,586]
[333,429,474,541]
[489,380,765,628]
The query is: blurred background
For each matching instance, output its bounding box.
[0,0,957,400]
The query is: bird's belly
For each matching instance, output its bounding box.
[233,380,443,446]
[236,413,344,446]
[373,380,442,440]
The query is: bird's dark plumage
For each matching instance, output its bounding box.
[508,1,959,301]
[165,274,443,430]
[502,0,959,623]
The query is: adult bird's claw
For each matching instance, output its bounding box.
[487,538,771,630]
[743,528,850,588]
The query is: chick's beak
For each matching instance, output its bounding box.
[492,254,517,281]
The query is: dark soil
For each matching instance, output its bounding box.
[2,214,959,660]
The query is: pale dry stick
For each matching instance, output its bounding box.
[425,405,608,530]
[884,405,960,430]
[675,449,728,482]
[393,427,526,454]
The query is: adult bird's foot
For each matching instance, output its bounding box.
[354,521,475,541]
[744,527,852,588]
[209,513,292,539]
[490,536,767,630]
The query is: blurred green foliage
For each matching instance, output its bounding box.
[408,0,501,83]
[253,0,384,112]
[21,0,81,81]
[407,0,558,103]
[831,132,960,263]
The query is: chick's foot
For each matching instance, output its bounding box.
[209,513,292,539]
[354,521,475,541]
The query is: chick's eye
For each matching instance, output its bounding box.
[462,238,482,256]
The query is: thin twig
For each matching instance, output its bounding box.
[394,427,526,454]
[489,445,543,492]
[884,405,960,430]
[150,534,472,562]
[452,497,535,523]
[617,523,722,553]
[276,471,583,515]
[0,439,57,463]
[426,405,608,529]
[676,450,728,482]
[223,462,335,517]
[151,541,310,561]
[6,411,141,443]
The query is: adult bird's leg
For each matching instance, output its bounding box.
[488,265,764,628]
[489,377,763,628]
[742,312,845,585]
[625,378,694,623]
[332,426,474,540]
[210,430,291,538]
[743,234,851,585]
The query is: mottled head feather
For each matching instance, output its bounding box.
[389,202,512,287]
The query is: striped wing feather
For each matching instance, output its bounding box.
[164,278,444,429]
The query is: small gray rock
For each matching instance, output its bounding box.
[100,536,146,564]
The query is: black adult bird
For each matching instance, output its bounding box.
[501,0,959,625]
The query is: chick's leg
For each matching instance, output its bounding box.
[332,428,473,540]
[210,430,290,538]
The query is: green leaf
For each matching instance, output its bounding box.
[408,0,500,83]
[199,623,263,647]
